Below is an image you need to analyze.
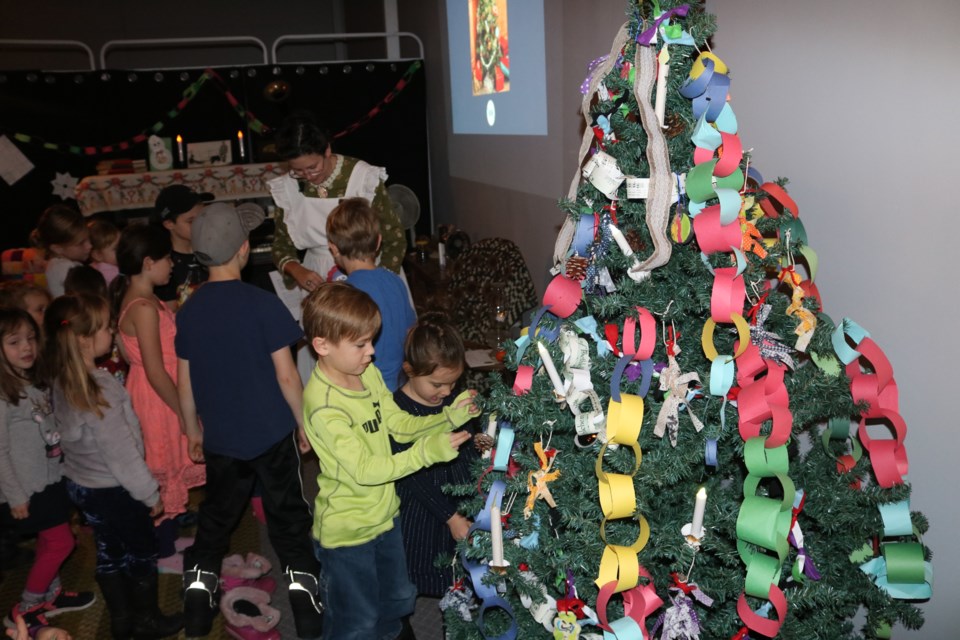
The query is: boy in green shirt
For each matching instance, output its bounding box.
[301,282,478,639]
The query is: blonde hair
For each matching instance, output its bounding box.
[302,281,381,346]
[43,294,110,417]
[326,197,380,260]
[87,218,120,252]
[30,205,87,257]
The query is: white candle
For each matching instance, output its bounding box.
[176,135,185,164]
[490,504,504,566]
[536,342,566,397]
[691,487,707,537]
[608,223,634,257]
[655,45,670,128]
[237,130,246,161]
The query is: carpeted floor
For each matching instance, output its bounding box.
[1,457,447,640]
[0,488,258,640]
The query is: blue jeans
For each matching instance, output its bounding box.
[313,519,416,640]
[65,479,158,577]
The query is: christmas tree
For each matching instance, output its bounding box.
[442,2,933,639]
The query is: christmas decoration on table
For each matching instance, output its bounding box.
[444,1,932,639]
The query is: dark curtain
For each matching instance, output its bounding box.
[0,61,429,251]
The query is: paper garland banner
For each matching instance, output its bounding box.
[7,61,422,158]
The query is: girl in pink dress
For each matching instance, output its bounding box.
[111,224,205,572]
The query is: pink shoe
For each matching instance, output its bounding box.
[220,553,275,593]
[250,497,266,525]
[220,587,281,640]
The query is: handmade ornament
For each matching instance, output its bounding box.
[440,580,477,622]
[518,570,559,632]
[582,150,625,199]
[553,611,581,640]
[50,171,78,200]
[525,441,560,518]
[566,255,589,281]
[748,304,796,369]
[654,353,703,447]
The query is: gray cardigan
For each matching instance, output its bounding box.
[54,369,159,508]
[0,386,62,507]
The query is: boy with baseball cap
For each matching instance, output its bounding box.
[175,202,324,638]
[153,184,214,309]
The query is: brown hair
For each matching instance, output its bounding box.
[43,294,110,417]
[87,218,120,252]
[0,307,43,405]
[0,281,51,311]
[326,197,380,260]
[302,281,381,346]
[64,265,108,299]
[30,205,87,257]
[403,312,465,378]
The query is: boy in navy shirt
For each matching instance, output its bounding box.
[175,202,323,638]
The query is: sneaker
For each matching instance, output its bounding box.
[4,602,50,633]
[43,588,96,617]
[285,569,324,639]
[184,566,220,638]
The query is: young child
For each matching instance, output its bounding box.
[0,308,94,633]
[174,202,324,638]
[31,205,92,298]
[0,283,51,331]
[390,314,478,602]
[326,197,416,392]
[87,219,121,285]
[302,281,478,639]
[62,266,128,386]
[152,185,213,310]
[111,224,204,572]
[44,294,181,640]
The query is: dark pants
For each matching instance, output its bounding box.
[184,432,318,577]
[65,480,158,577]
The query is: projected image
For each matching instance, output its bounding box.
[469,0,510,96]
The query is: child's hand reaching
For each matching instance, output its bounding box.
[453,389,481,415]
[449,430,472,450]
[446,512,472,541]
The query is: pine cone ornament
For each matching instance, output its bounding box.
[565,255,589,281]
[625,228,646,253]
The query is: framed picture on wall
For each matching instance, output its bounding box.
[187,140,232,167]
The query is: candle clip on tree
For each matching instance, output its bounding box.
[442,2,933,639]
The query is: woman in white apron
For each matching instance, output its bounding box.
[269,113,409,381]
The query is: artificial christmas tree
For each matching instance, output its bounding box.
[443,2,933,639]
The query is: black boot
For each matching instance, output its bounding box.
[128,572,183,639]
[95,572,134,640]
[286,568,324,639]
[182,565,220,638]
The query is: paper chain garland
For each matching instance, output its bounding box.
[681,50,802,639]
[830,319,932,605]
[6,61,422,158]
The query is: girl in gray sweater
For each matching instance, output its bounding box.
[0,307,93,633]
[44,295,182,640]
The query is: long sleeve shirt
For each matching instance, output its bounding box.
[0,386,61,507]
[303,364,474,549]
[54,369,159,508]
[271,155,406,288]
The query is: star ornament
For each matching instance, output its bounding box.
[50,172,79,200]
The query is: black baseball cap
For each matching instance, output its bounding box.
[155,185,215,222]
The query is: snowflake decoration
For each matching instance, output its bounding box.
[50,172,78,200]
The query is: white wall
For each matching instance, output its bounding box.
[708,1,953,636]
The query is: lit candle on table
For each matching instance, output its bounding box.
[176,134,185,165]
[608,223,634,257]
[691,487,707,538]
[237,130,246,161]
[490,503,505,567]
[536,342,566,397]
